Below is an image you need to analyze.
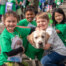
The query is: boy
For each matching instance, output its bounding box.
[35,12,66,66]
[17,5,37,27]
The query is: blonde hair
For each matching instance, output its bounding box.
[36,12,49,20]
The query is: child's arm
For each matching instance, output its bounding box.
[15,0,18,5]
[5,47,24,57]
[1,36,24,57]
[17,25,30,28]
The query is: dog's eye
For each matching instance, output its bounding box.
[42,36,44,38]
[35,37,38,39]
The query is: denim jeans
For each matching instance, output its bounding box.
[41,51,66,66]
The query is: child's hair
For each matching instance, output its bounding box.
[36,12,49,20]
[52,8,66,25]
[3,11,19,22]
[25,5,35,14]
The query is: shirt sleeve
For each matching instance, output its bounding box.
[17,20,24,26]
[5,47,23,57]
[18,27,31,38]
[19,27,35,38]
[29,27,35,34]
[47,29,57,45]
[56,24,66,34]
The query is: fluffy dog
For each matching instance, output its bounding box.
[27,30,50,49]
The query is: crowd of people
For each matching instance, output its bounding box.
[0,0,66,66]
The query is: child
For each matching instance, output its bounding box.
[0,11,34,66]
[16,0,23,20]
[35,12,66,66]
[17,5,44,61]
[17,5,37,27]
[8,0,17,12]
[52,8,66,46]
[39,0,46,12]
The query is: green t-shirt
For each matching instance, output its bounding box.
[0,5,6,15]
[55,24,66,46]
[0,27,30,65]
[17,19,37,27]
[17,19,44,60]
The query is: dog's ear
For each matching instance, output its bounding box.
[45,32,50,43]
[27,32,35,45]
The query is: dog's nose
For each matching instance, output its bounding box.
[39,42,43,45]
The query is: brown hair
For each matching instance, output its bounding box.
[36,12,49,20]
[3,11,19,22]
[25,5,35,14]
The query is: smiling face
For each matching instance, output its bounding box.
[36,18,49,30]
[4,16,17,32]
[25,11,35,22]
[55,12,63,24]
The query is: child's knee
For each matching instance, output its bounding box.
[41,55,51,65]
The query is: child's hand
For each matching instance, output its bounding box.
[21,46,25,53]
[56,30,61,33]
[44,43,51,50]
[35,27,40,31]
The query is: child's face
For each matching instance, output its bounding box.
[25,11,35,22]
[36,18,49,30]
[55,12,63,23]
[4,16,17,32]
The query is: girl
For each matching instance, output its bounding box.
[0,11,34,66]
[52,8,66,46]
[35,12,66,66]
[17,5,44,61]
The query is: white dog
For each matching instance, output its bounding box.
[27,30,50,49]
